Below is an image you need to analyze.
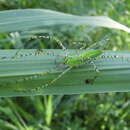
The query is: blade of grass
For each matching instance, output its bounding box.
[0,9,130,33]
[0,49,130,97]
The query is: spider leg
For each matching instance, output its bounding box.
[90,60,100,73]
[45,67,72,88]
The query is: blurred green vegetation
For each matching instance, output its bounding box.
[0,0,130,129]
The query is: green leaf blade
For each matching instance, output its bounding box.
[0,9,130,33]
[0,49,130,97]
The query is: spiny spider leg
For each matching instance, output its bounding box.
[42,58,99,89]
[90,60,100,73]
[39,35,70,57]
[15,67,72,93]
[10,35,68,59]
[1,49,67,60]
[52,36,66,51]
[46,67,72,87]
[49,35,70,57]
[87,33,111,50]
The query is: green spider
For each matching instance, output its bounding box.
[30,36,103,90]
[4,35,109,92]
[43,49,102,89]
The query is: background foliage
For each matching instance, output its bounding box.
[0,0,130,129]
